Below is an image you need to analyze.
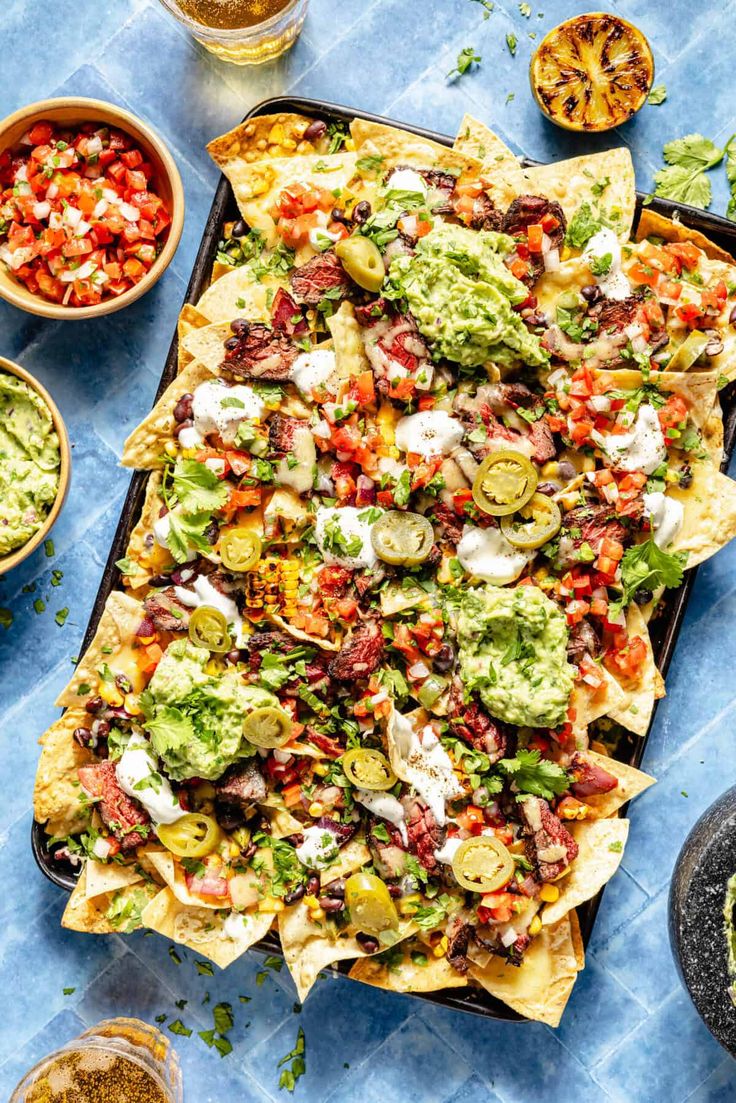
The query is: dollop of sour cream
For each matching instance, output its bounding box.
[174,575,246,646]
[395,411,464,458]
[191,380,265,445]
[116,734,185,825]
[583,228,631,301]
[457,523,531,584]
[295,825,340,870]
[355,789,408,845]
[434,834,464,866]
[592,404,667,475]
[643,490,684,548]
[387,168,428,197]
[390,713,463,826]
[314,505,382,569]
[289,348,339,396]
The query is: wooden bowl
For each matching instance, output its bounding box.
[0,97,184,320]
[0,356,71,574]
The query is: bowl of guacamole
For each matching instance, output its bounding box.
[0,356,70,574]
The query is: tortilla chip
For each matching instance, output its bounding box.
[598,369,719,432]
[669,461,736,568]
[518,148,636,243]
[85,859,146,900]
[319,837,371,885]
[541,818,629,927]
[141,887,273,968]
[350,118,482,186]
[121,360,214,469]
[327,302,370,379]
[349,946,468,993]
[258,798,305,839]
[608,604,661,736]
[468,913,583,1027]
[145,850,224,910]
[571,667,627,728]
[635,208,735,267]
[34,710,94,835]
[453,114,519,176]
[578,750,655,818]
[121,473,169,591]
[267,612,340,651]
[56,592,146,708]
[278,899,415,1002]
[380,581,433,617]
[62,868,158,934]
[207,113,328,169]
[177,303,210,372]
[263,488,310,541]
[211,151,358,251]
[534,258,592,316]
[195,265,285,324]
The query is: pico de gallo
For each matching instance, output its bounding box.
[0,119,172,307]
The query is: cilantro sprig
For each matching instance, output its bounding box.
[447,46,481,82]
[609,537,687,617]
[498,748,570,801]
[654,134,724,210]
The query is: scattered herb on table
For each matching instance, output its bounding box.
[506,32,518,55]
[44,538,55,557]
[647,84,667,106]
[278,1027,306,1093]
[654,134,724,209]
[470,0,494,16]
[725,133,736,220]
[168,1020,192,1038]
[447,46,482,81]
[0,608,12,630]
[55,607,69,627]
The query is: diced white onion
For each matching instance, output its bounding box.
[33,200,51,220]
[544,247,560,272]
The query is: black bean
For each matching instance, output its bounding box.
[173,393,193,423]
[330,206,352,226]
[433,643,455,673]
[303,119,327,142]
[679,463,693,490]
[148,574,171,588]
[231,219,248,239]
[283,884,306,905]
[322,877,345,899]
[73,726,91,748]
[205,521,219,545]
[558,460,577,483]
[226,648,242,665]
[175,418,194,439]
[634,588,653,605]
[355,932,379,953]
[224,336,241,351]
[85,695,104,714]
[387,883,402,898]
[115,673,132,695]
[92,719,110,739]
[306,873,320,896]
[230,318,249,336]
[536,482,558,496]
[730,305,736,327]
[580,284,602,303]
[319,897,345,913]
[352,200,371,224]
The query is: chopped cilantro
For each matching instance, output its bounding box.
[498,748,570,800]
[168,1020,192,1037]
[647,84,667,106]
[447,46,482,81]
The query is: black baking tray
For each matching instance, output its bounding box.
[31,96,736,1021]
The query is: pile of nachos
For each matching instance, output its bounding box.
[33,109,736,1025]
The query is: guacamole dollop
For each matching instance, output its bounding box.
[386,223,549,368]
[0,371,60,556]
[143,640,279,780]
[457,584,575,728]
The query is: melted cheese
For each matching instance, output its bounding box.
[395,411,464,458]
[289,348,339,396]
[457,524,531,584]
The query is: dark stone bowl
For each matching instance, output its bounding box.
[669,784,736,1055]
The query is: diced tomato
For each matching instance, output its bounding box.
[664,241,701,272]
[541,212,560,233]
[28,121,55,146]
[120,149,144,170]
[628,261,659,288]
[606,635,648,681]
[675,302,704,327]
[658,394,689,430]
[526,223,544,253]
[509,256,529,280]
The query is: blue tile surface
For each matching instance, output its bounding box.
[1,1,736,1100]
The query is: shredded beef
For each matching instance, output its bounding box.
[223,321,298,381]
[519,797,578,882]
[449,680,510,764]
[143,587,191,632]
[502,194,566,248]
[354,297,388,326]
[464,192,503,232]
[290,250,350,305]
[527,416,556,464]
[78,760,150,851]
[569,753,619,798]
[432,502,464,545]
[328,619,384,681]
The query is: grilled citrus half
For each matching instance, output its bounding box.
[530,12,654,132]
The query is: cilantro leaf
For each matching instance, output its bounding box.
[725,133,736,221]
[173,458,229,513]
[565,202,602,249]
[498,748,570,800]
[413,893,454,931]
[647,84,667,106]
[447,46,481,81]
[654,134,724,210]
[613,536,687,612]
[166,510,212,563]
[146,706,196,757]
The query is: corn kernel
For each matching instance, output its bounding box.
[304,895,319,910]
[308,801,324,818]
[164,441,178,458]
[529,914,542,936]
[309,907,325,922]
[229,843,241,859]
[258,897,284,913]
[398,894,422,917]
[433,936,449,958]
[541,461,559,479]
[665,468,680,484]
[99,682,124,707]
[205,658,226,676]
[181,448,199,460]
[581,455,595,472]
[313,762,329,778]
[124,693,141,716]
[539,884,560,903]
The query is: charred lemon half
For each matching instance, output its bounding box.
[530,12,654,132]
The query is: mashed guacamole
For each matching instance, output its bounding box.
[143,640,279,780]
[457,584,575,728]
[386,223,549,368]
[0,371,60,557]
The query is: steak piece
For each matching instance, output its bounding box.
[290,250,350,305]
[527,416,556,464]
[354,297,388,326]
[214,761,267,811]
[569,753,619,798]
[78,760,150,851]
[446,916,474,974]
[143,587,191,633]
[566,618,601,666]
[404,797,443,874]
[271,287,307,337]
[328,619,384,681]
[223,321,298,381]
[463,192,503,232]
[449,681,509,764]
[418,167,458,214]
[269,413,303,454]
[502,194,566,248]
[519,796,578,882]
[562,504,628,554]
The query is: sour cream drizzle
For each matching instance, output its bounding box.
[643,491,684,548]
[355,789,408,845]
[395,411,464,458]
[592,404,667,475]
[314,505,382,569]
[583,228,631,301]
[457,524,531,584]
[390,713,462,826]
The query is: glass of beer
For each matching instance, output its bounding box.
[10,1018,183,1103]
[156,0,309,64]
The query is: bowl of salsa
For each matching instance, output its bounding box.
[0,98,184,319]
[0,355,70,574]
